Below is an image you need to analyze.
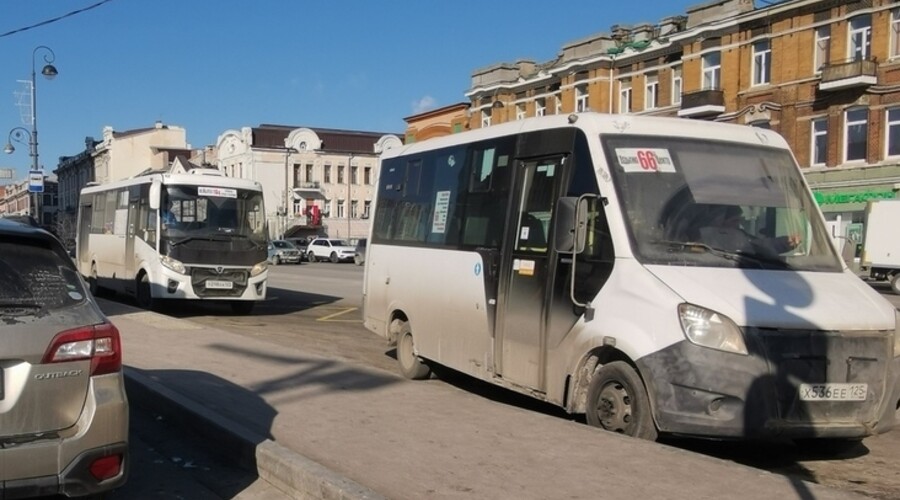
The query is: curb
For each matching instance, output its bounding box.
[124,367,385,500]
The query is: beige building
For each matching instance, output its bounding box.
[465,0,900,245]
[215,124,402,240]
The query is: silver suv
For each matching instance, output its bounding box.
[0,219,128,497]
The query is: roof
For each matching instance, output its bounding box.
[252,124,403,154]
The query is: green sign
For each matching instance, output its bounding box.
[813,190,896,205]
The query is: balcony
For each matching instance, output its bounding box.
[293,181,325,199]
[677,88,725,118]
[819,58,877,91]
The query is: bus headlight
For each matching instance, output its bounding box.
[250,261,268,277]
[678,303,748,355]
[160,255,186,274]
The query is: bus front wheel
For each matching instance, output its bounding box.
[586,361,657,441]
[136,273,157,311]
[396,321,431,380]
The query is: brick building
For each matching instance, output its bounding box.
[462,0,900,244]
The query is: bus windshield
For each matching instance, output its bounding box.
[161,185,267,248]
[602,135,841,272]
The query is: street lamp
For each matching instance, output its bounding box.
[4,45,58,221]
[283,146,297,239]
[347,153,354,239]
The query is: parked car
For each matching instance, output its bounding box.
[0,219,128,497]
[268,239,302,265]
[306,237,356,263]
[284,237,311,262]
[354,238,367,266]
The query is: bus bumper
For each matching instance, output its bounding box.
[636,333,899,439]
[157,267,267,300]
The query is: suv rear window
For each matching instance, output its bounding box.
[0,240,86,313]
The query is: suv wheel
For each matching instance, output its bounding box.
[307,251,316,263]
[330,252,339,263]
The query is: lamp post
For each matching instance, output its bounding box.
[347,153,354,239]
[283,146,297,239]
[4,45,58,222]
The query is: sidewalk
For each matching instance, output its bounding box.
[102,299,862,500]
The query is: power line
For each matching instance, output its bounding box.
[0,0,115,39]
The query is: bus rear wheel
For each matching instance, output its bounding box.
[586,361,657,441]
[891,273,900,295]
[396,320,431,380]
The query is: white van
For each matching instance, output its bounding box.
[363,113,899,448]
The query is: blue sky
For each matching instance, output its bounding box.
[0,0,705,182]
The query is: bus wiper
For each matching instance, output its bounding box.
[656,240,789,269]
[171,235,231,246]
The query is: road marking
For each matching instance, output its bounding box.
[316,307,362,323]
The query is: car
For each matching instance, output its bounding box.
[306,237,356,263]
[268,239,302,265]
[0,219,128,498]
[284,237,311,262]
[354,238,367,266]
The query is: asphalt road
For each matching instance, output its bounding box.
[113,262,900,500]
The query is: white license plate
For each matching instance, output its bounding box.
[206,280,233,290]
[799,383,867,402]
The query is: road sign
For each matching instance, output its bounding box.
[28,170,44,193]
[0,168,13,179]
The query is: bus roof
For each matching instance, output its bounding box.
[80,171,263,195]
[380,112,790,160]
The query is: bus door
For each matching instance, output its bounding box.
[496,155,568,389]
[124,192,140,282]
[77,200,92,269]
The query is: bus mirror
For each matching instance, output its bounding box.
[149,179,161,210]
[554,197,578,252]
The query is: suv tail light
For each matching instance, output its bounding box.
[42,322,123,376]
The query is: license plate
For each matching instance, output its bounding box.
[206,280,233,290]
[799,383,867,402]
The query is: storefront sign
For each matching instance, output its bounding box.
[813,190,896,205]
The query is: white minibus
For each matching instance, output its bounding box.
[363,113,899,449]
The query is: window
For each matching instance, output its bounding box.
[364,166,372,185]
[363,200,371,218]
[305,164,314,183]
[811,118,828,166]
[619,79,632,113]
[672,66,682,105]
[844,108,868,162]
[702,52,721,90]
[337,200,345,218]
[886,108,900,157]
[351,200,358,218]
[481,109,492,128]
[892,9,900,58]
[351,165,358,185]
[536,98,546,117]
[645,74,659,110]
[575,84,589,112]
[516,103,526,120]
[752,40,771,86]
[338,165,345,184]
[849,15,872,61]
[324,164,332,184]
[815,26,831,72]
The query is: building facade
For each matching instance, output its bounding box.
[215,124,402,241]
[0,175,59,228]
[465,0,900,247]
[52,121,192,244]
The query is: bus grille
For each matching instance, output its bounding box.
[749,328,891,424]
[190,268,249,298]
